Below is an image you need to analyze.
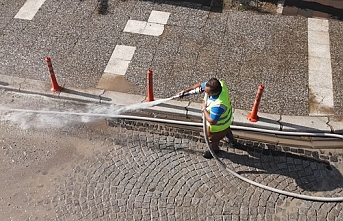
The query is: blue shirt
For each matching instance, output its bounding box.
[201,82,227,121]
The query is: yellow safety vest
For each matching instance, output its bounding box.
[205,81,233,132]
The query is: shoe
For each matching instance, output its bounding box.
[203,149,220,159]
[223,138,238,147]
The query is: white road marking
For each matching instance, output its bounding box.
[124,10,170,36]
[123,20,147,34]
[14,0,46,20]
[103,45,136,76]
[142,23,164,36]
[148,10,170,24]
[308,18,334,115]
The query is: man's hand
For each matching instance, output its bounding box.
[178,90,185,98]
[201,103,206,111]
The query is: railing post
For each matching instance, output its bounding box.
[247,85,264,122]
[45,57,62,92]
[146,69,154,102]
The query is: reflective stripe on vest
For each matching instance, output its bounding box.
[205,81,233,132]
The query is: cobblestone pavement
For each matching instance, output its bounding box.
[25,124,343,220]
[1,91,343,221]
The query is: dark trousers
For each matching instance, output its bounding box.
[207,126,235,150]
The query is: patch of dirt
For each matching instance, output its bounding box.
[97,75,135,93]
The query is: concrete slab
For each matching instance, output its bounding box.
[280,115,331,132]
[308,56,332,72]
[308,70,334,111]
[308,18,329,32]
[111,45,136,60]
[233,109,281,130]
[104,59,132,76]
[123,20,147,34]
[308,70,333,89]
[142,23,164,36]
[104,45,136,76]
[308,43,331,58]
[148,11,171,24]
[123,19,164,36]
[308,31,330,44]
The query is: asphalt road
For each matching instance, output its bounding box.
[1,0,342,117]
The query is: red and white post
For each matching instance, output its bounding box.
[45,57,62,92]
[247,85,264,122]
[146,69,154,102]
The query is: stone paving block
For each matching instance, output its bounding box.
[282,6,299,15]
[313,11,329,19]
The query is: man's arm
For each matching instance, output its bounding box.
[183,82,202,93]
[202,107,218,125]
[201,103,226,125]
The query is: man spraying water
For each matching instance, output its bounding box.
[178,78,237,159]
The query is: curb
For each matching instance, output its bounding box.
[1,74,343,134]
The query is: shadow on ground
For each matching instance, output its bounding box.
[283,0,343,20]
[218,142,343,192]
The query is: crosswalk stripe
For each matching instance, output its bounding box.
[308,18,334,116]
[123,10,170,36]
[14,0,46,20]
[103,45,136,76]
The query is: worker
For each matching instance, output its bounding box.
[180,78,236,159]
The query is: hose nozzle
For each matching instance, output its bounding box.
[173,87,204,99]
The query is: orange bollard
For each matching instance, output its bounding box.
[146,69,154,102]
[247,85,264,122]
[45,57,62,92]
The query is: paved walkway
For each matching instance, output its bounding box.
[282,0,343,20]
